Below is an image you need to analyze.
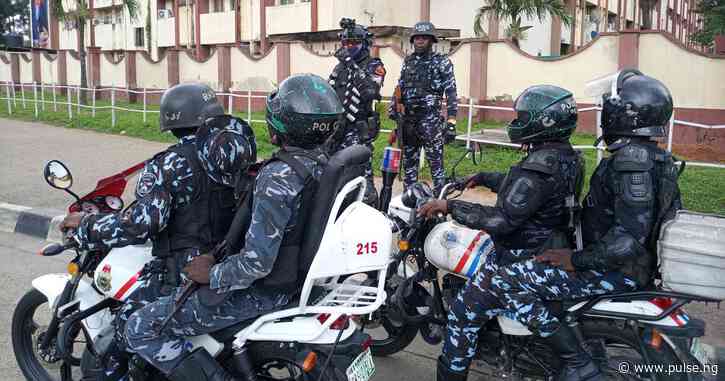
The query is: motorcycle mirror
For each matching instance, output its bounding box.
[44,160,73,190]
[38,242,66,256]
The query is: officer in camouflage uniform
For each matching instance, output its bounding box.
[124,74,341,381]
[390,21,457,195]
[486,71,682,381]
[328,18,385,205]
[59,83,256,380]
[418,85,584,381]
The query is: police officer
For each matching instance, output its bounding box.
[390,21,457,195]
[328,17,385,204]
[59,83,256,380]
[418,85,584,381]
[487,71,682,381]
[124,74,341,381]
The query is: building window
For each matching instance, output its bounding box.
[135,27,144,47]
[278,0,294,5]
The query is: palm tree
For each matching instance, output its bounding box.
[474,0,573,47]
[51,0,139,103]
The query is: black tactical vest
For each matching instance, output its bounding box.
[400,53,438,109]
[225,148,327,294]
[330,55,375,121]
[496,144,584,255]
[151,142,236,287]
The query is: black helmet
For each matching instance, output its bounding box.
[599,70,672,139]
[339,18,373,46]
[507,85,578,144]
[159,83,225,132]
[266,74,343,149]
[410,21,438,43]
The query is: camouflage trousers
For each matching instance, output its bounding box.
[489,259,637,337]
[402,113,445,194]
[442,251,636,373]
[330,126,377,203]
[125,287,288,375]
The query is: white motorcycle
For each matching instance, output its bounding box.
[13,148,392,381]
[363,149,723,380]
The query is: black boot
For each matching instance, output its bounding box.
[167,348,236,381]
[436,356,468,381]
[544,325,602,381]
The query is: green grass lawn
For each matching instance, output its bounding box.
[2,92,723,214]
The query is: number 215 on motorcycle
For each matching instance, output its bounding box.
[356,242,378,255]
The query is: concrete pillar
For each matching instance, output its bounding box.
[50,7,59,49]
[168,48,180,86]
[420,0,430,22]
[87,47,101,87]
[126,51,138,102]
[218,45,231,105]
[551,17,562,55]
[195,0,210,59]
[276,41,290,84]
[618,31,639,69]
[174,0,181,48]
[89,0,96,47]
[311,0,318,32]
[488,14,499,39]
[10,54,20,84]
[58,50,67,95]
[32,50,41,84]
[260,0,273,52]
[469,40,488,121]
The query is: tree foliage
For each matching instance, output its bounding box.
[690,0,725,47]
[1,0,30,35]
[473,0,573,46]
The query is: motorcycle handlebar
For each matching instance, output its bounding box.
[38,242,76,256]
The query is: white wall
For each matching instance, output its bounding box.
[317,0,420,31]
[137,55,169,89]
[179,50,219,88]
[0,56,11,83]
[40,54,58,84]
[201,11,236,44]
[430,0,481,38]
[448,43,471,98]
[230,46,277,90]
[518,14,553,56]
[100,55,126,87]
[67,54,81,85]
[157,17,175,47]
[266,2,311,35]
[19,56,33,84]
[377,46,404,97]
[289,43,336,78]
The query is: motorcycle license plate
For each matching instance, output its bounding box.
[690,338,711,366]
[346,348,375,381]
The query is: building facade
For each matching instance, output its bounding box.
[44,0,710,60]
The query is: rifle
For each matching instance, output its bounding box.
[156,240,228,334]
[392,85,406,180]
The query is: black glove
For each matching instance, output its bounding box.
[444,122,457,144]
[466,172,496,189]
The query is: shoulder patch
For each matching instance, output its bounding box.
[520,149,560,175]
[612,144,654,172]
[135,172,158,198]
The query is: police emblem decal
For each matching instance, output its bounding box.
[97,264,112,292]
[441,230,459,249]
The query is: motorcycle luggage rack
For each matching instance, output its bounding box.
[565,290,720,323]
[233,176,390,345]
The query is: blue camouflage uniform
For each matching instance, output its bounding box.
[441,142,584,372]
[73,116,255,378]
[329,54,385,201]
[487,140,680,344]
[125,148,326,375]
[390,50,457,194]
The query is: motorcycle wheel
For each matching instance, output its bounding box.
[12,289,86,381]
[362,309,420,357]
[581,320,687,381]
[248,342,341,381]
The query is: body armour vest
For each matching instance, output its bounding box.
[400,52,441,109]
[226,149,327,294]
[151,142,236,285]
[495,144,585,257]
[330,55,376,122]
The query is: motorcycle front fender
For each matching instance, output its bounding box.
[31,273,113,341]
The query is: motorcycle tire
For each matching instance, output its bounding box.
[580,320,688,381]
[367,314,420,357]
[248,341,343,381]
[12,288,84,381]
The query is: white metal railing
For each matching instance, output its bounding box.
[1,81,723,170]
